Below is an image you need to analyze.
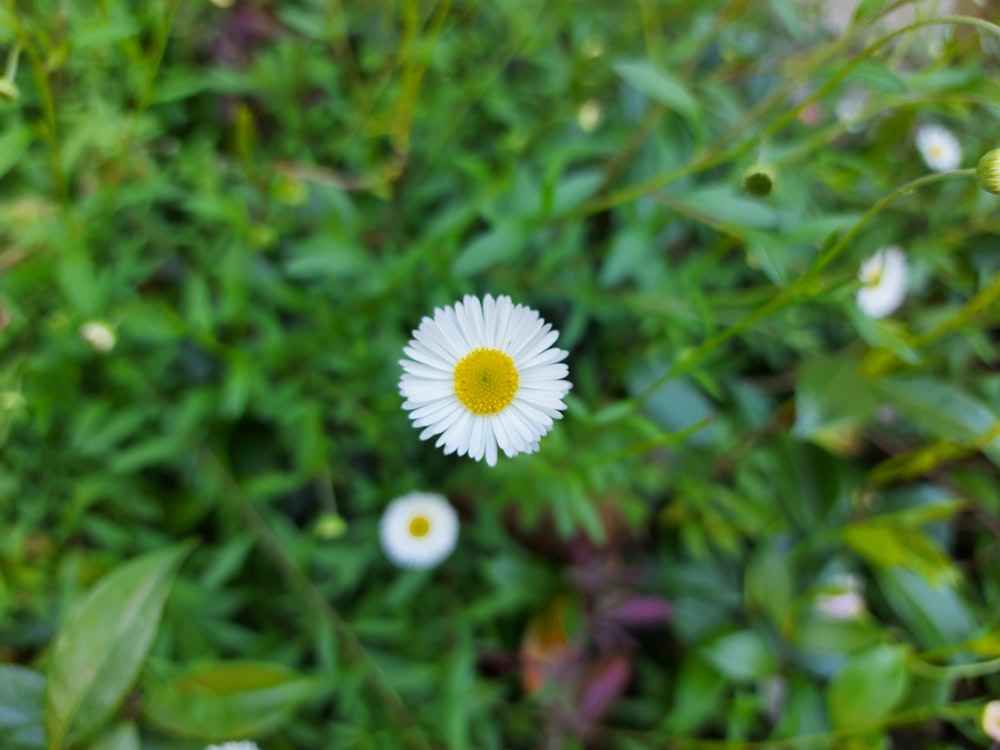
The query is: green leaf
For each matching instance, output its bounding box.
[612,60,698,123]
[0,665,45,750]
[86,723,140,750]
[794,355,877,452]
[145,661,316,740]
[0,126,33,180]
[828,644,910,730]
[662,657,725,733]
[744,542,792,625]
[600,229,649,288]
[452,224,525,277]
[699,630,777,683]
[870,376,1000,467]
[45,544,192,749]
[844,521,957,585]
[876,568,976,650]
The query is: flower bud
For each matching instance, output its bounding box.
[976,148,1000,195]
[314,513,347,540]
[741,164,776,197]
[0,79,19,103]
[80,321,116,353]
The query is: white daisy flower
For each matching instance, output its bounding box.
[916,123,962,172]
[80,321,116,352]
[379,491,458,569]
[857,246,907,319]
[206,743,259,750]
[399,294,572,467]
[983,700,1000,742]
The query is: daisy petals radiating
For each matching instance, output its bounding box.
[400,294,572,465]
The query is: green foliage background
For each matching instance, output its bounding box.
[2,0,1000,748]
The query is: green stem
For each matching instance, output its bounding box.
[632,169,975,405]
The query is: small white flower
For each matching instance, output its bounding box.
[857,246,907,319]
[577,100,601,133]
[206,743,259,750]
[815,573,865,621]
[399,294,572,467]
[916,124,962,172]
[80,321,116,352]
[379,492,458,569]
[834,88,867,131]
[983,700,1000,742]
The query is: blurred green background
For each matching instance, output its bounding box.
[2,0,1000,748]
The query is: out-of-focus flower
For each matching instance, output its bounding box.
[206,743,259,750]
[577,100,601,133]
[983,700,1000,742]
[916,123,962,172]
[835,88,867,131]
[815,573,865,620]
[80,321,116,352]
[857,246,907,319]
[976,148,1000,195]
[314,513,347,540]
[379,492,458,569]
[399,294,571,466]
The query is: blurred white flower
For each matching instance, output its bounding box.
[380,492,458,569]
[815,573,865,620]
[80,321,116,353]
[857,246,907,319]
[206,743,259,750]
[983,700,1000,742]
[399,294,571,466]
[916,124,962,172]
[577,100,602,133]
[834,88,867,131]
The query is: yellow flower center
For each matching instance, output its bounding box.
[409,515,431,538]
[862,260,884,288]
[453,347,519,415]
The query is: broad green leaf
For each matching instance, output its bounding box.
[794,355,877,453]
[0,665,45,750]
[844,521,957,585]
[669,186,780,230]
[662,657,725,733]
[612,60,698,123]
[876,568,976,650]
[870,376,1000,467]
[86,723,140,750]
[452,224,525,276]
[744,542,793,625]
[699,630,777,683]
[45,544,192,749]
[145,661,316,740]
[828,644,910,730]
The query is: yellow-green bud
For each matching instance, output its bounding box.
[976,148,1000,195]
[315,513,347,540]
[741,164,776,197]
[0,79,19,103]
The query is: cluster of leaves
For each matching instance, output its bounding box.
[2,0,1000,748]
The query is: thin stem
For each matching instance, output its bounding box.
[632,169,975,405]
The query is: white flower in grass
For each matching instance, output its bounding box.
[857,246,907,319]
[206,743,259,750]
[380,492,458,569]
[80,321,116,352]
[815,573,865,621]
[399,294,572,467]
[916,124,962,172]
[983,700,1000,742]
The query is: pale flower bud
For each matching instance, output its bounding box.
[976,148,1000,196]
[80,321,116,353]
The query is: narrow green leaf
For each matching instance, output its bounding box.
[844,522,957,585]
[0,126,32,180]
[612,60,698,123]
[871,376,1000,467]
[828,644,910,729]
[145,661,316,740]
[452,224,524,277]
[86,723,140,750]
[699,630,777,682]
[45,544,192,749]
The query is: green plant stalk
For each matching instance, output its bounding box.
[567,14,1000,221]
[201,448,434,750]
[630,169,975,406]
